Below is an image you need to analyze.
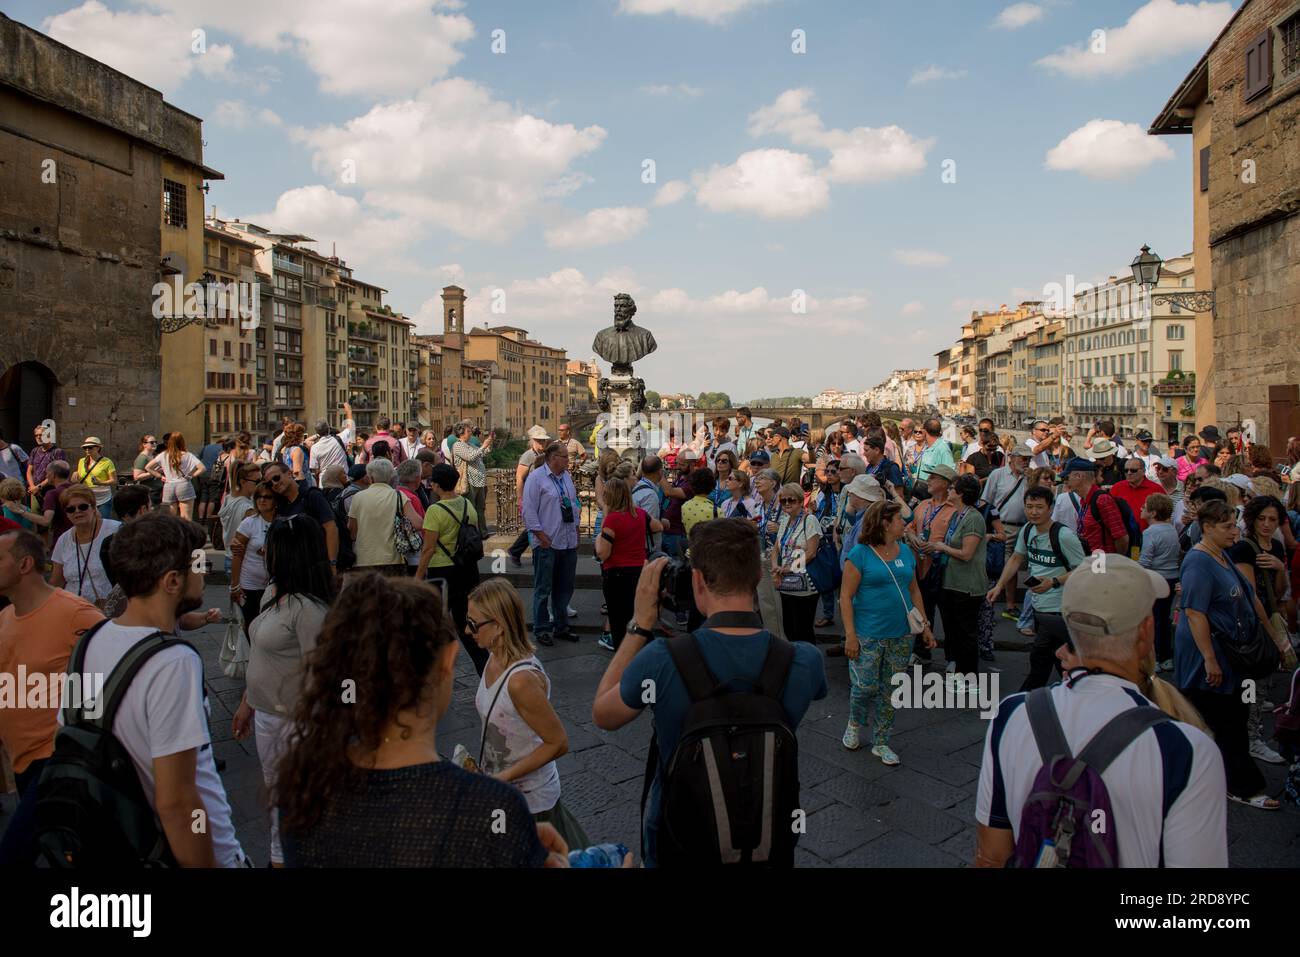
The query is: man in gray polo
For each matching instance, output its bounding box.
[983,443,1032,622]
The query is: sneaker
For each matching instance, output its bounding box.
[1001,609,1020,621]
[841,722,861,750]
[597,634,615,652]
[558,631,580,643]
[979,650,996,663]
[509,553,522,567]
[1260,699,1275,713]
[964,675,980,695]
[871,744,900,766]
[1250,739,1286,764]
[567,606,578,618]
[945,661,956,674]
[1158,659,1174,672]
[1018,627,1036,637]
[536,633,555,647]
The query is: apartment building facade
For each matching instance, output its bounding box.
[1065,253,1198,443]
[201,226,261,436]
[465,325,567,437]
[1028,321,1066,421]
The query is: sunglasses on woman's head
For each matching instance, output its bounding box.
[65,503,92,514]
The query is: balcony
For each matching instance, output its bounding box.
[349,322,383,342]
[275,371,304,383]
[273,254,303,275]
[348,348,378,365]
[273,311,301,328]
[1112,373,1126,384]
[349,398,378,412]
[319,296,337,311]
[1079,375,1093,384]
[1152,379,1195,397]
[206,254,231,271]
[349,376,379,388]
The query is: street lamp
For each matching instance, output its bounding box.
[1130,244,1216,315]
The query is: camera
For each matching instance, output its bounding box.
[559,500,574,524]
[659,556,694,615]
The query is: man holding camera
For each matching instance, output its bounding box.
[522,442,580,646]
[592,519,828,867]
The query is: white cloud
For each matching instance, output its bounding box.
[901,301,925,316]
[653,180,690,207]
[138,0,475,96]
[1036,0,1233,78]
[247,185,424,273]
[212,99,282,128]
[43,1,237,96]
[292,78,606,242]
[909,65,968,86]
[545,207,650,249]
[894,249,951,268]
[994,3,1045,29]
[639,83,704,97]
[693,149,830,219]
[747,88,933,184]
[438,263,466,283]
[1045,119,1175,179]
[617,0,770,24]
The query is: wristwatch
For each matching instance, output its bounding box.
[1051,578,1063,589]
[627,622,656,641]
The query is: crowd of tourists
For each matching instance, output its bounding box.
[0,406,1297,868]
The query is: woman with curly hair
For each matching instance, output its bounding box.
[275,572,564,867]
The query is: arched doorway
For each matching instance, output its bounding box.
[0,362,56,448]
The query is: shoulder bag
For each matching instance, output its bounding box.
[392,489,424,557]
[869,545,926,635]
[1220,555,1281,680]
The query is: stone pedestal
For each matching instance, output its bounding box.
[599,374,649,463]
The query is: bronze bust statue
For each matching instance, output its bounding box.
[592,293,657,376]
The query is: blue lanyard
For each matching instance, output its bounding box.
[549,473,568,505]
[779,512,807,562]
[921,503,945,540]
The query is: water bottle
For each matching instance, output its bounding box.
[568,843,630,868]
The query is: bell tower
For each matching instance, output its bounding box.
[442,285,466,347]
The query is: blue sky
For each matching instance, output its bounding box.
[9,0,1236,400]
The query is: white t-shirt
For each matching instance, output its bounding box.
[0,442,28,480]
[1051,490,1080,532]
[218,495,253,559]
[977,675,1226,867]
[151,451,202,483]
[400,437,421,461]
[961,442,980,462]
[844,439,863,456]
[52,519,121,604]
[308,433,349,479]
[65,622,242,867]
[236,514,272,590]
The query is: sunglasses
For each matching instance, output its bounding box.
[267,473,285,484]
[255,494,276,501]
[1125,468,1143,474]
[465,616,495,635]
[65,502,93,514]
[779,497,800,504]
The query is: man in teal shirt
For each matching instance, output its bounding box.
[985,485,1086,691]
[915,418,957,484]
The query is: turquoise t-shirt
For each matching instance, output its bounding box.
[847,542,917,640]
[1013,523,1086,614]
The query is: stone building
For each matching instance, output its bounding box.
[1150,0,1300,453]
[0,12,221,463]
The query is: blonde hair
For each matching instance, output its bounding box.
[0,478,25,503]
[467,577,533,663]
[604,475,634,514]
[597,448,621,481]
[58,483,97,509]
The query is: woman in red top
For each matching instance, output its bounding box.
[594,476,664,651]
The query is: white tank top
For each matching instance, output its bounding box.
[474,655,561,814]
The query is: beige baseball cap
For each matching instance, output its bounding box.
[1061,554,1169,637]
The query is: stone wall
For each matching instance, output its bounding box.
[1200,0,1300,445]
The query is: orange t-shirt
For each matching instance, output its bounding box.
[0,588,104,773]
[909,499,956,580]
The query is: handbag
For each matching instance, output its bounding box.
[392,489,424,557]
[870,544,926,635]
[775,513,814,593]
[1221,559,1281,680]
[218,597,249,679]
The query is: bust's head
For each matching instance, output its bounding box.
[614,293,636,329]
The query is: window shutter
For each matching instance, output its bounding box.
[1244,30,1272,101]
[1199,146,1210,192]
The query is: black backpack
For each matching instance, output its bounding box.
[327,487,357,571]
[645,624,800,867]
[434,498,484,569]
[1018,521,1078,572]
[34,620,193,867]
[1088,489,1142,551]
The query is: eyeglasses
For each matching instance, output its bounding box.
[1125,468,1143,474]
[465,616,495,634]
[64,503,92,514]
[779,497,800,504]
[267,473,285,484]
[254,494,276,501]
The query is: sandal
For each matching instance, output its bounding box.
[1228,792,1281,810]
[815,617,833,628]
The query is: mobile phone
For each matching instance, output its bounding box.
[1024,576,1042,588]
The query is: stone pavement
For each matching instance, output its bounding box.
[5,566,1298,867]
